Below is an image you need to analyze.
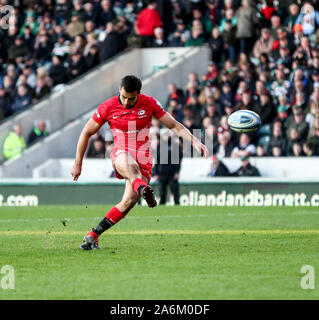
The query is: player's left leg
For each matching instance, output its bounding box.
[80,177,147,250]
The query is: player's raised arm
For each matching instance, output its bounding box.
[158,112,209,158]
[70,118,102,181]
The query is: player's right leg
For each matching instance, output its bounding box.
[80,179,141,250]
[114,152,157,208]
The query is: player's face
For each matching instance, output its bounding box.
[119,88,139,108]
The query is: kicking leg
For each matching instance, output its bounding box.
[114,152,157,208]
[80,179,142,250]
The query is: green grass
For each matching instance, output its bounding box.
[0,205,319,300]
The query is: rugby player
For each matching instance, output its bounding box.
[70,75,208,250]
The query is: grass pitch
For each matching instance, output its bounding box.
[0,205,319,300]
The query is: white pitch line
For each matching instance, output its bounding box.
[1,229,319,236]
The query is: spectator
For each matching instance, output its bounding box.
[291,142,304,157]
[308,125,319,154]
[208,27,223,64]
[220,8,237,33]
[286,127,303,156]
[219,82,234,113]
[295,2,319,40]
[202,123,218,155]
[237,91,256,110]
[15,74,34,98]
[83,20,97,38]
[8,36,30,60]
[166,83,184,106]
[286,108,309,141]
[53,0,71,25]
[73,0,87,22]
[207,155,230,177]
[34,74,51,101]
[52,33,71,58]
[276,105,289,125]
[21,65,37,89]
[85,44,100,69]
[270,14,282,40]
[185,24,205,47]
[6,65,19,87]
[221,19,237,62]
[293,35,313,62]
[136,0,162,48]
[167,99,183,123]
[259,0,276,27]
[28,120,49,145]
[270,69,290,102]
[2,75,15,98]
[256,144,267,157]
[202,101,220,127]
[99,0,117,27]
[267,120,287,155]
[67,51,87,81]
[231,133,257,158]
[82,2,99,24]
[235,0,258,53]
[189,7,213,39]
[2,124,26,160]
[303,141,317,156]
[34,31,53,66]
[152,27,167,47]
[84,32,98,56]
[11,85,33,114]
[20,10,39,36]
[98,22,122,62]
[185,81,200,105]
[71,34,87,55]
[216,131,234,158]
[0,85,13,119]
[167,20,190,47]
[21,26,36,52]
[66,11,85,39]
[232,155,260,176]
[284,3,300,32]
[271,144,283,157]
[306,99,319,129]
[255,92,276,124]
[253,28,275,59]
[154,130,182,205]
[87,133,106,158]
[49,55,68,86]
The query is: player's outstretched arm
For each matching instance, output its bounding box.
[159,112,209,158]
[70,118,101,181]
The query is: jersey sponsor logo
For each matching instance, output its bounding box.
[112,110,135,119]
[138,109,145,116]
[95,111,101,118]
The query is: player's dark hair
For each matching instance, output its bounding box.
[120,75,142,93]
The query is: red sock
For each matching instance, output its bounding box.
[132,178,147,194]
[106,206,125,225]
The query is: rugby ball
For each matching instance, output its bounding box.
[227,110,261,133]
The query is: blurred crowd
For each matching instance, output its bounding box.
[2,0,319,164]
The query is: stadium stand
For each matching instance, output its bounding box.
[1,0,319,174]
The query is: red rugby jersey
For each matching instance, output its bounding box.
[92,94,167,152]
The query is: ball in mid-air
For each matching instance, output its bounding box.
[227,110,261,133]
